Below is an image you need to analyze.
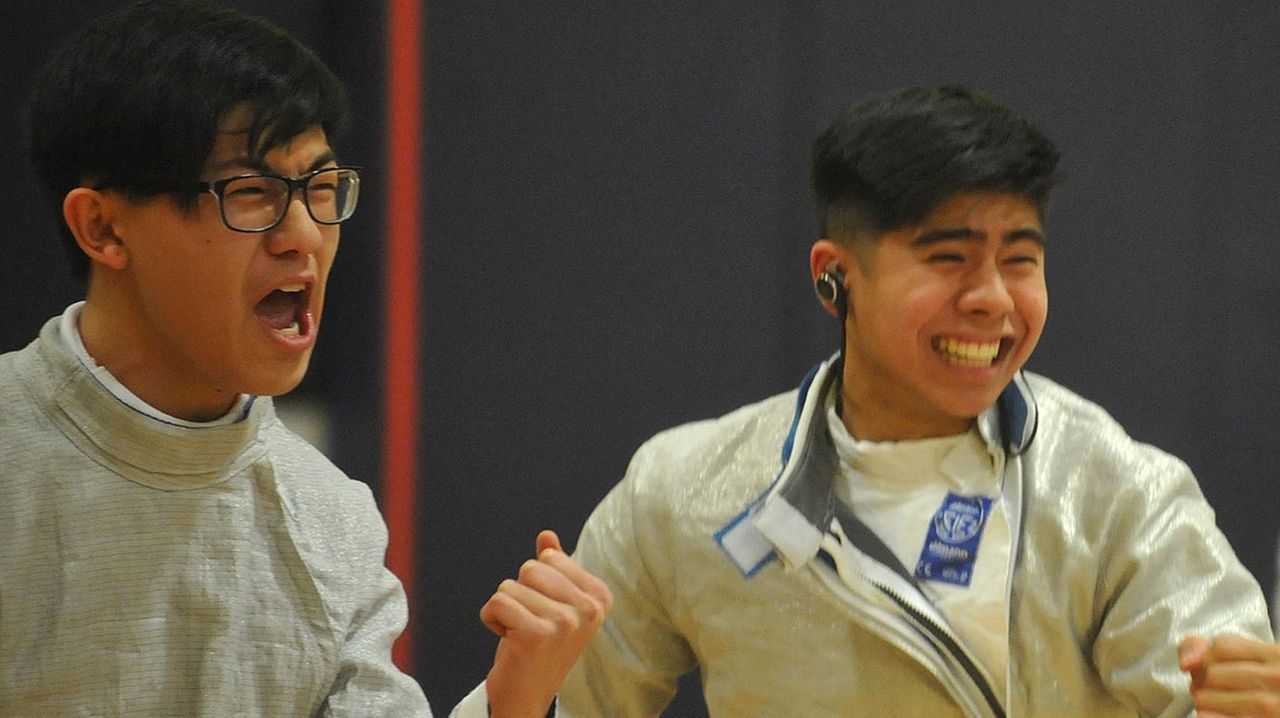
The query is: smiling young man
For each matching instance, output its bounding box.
[557,86,1280,717]
[0,2,609,716]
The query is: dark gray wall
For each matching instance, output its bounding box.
[6,3,1280,716]
[418,4,1280,714]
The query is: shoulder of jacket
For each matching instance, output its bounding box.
[635,389,796,462]
[259,416,380,519]
[1021,371,1129,435]
[618,389,798,516]
[1020,371,1190,476]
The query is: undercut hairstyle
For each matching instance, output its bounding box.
[811,85,1061,242]
[24,0,350,282]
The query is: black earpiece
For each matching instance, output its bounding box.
[814,268,847,305]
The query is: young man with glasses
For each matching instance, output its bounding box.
[0,1,609,716]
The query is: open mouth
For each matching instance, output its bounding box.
[255,283,313,338]
[931,337,1009,367]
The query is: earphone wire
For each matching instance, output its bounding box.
[835,283,847,419]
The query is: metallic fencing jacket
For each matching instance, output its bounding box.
[0,317,432,717]
[561,357,1272,717]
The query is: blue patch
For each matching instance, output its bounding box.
[914,492,994,587]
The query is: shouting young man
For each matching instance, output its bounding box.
[0,2,609,716]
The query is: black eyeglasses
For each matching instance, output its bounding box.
[195,166,362,232]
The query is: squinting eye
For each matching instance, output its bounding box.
[227,185,267,198]
[223,178,275,198]
[928,253,964,263]
[1005,255,1041,266]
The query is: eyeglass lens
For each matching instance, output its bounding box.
[221,168,360,231]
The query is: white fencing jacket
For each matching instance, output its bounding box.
[0,317,433,717]
[561,357,1271,717]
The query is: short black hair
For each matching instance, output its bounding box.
[811,85,1060,240]
[25,0,350,282]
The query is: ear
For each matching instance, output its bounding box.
[810,239,850,318]
[63,188,129,271]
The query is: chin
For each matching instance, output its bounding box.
[937,393,1004,424]
[245,363,312,398]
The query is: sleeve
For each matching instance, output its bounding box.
[316,505,434,717]
[1273,531,1280,635]
[448,682,489,718]
[556,443,699,718]
[317,562,434,717]
[1089,451,1273,717]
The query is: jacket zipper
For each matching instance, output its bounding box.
[872,577,1006,718]
[816,542,1006,718]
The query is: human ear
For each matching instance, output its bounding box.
[809,239,851,319]
[63,188,129,270]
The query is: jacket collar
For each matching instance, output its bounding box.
[27,316,271,490]
[716,355,1038,576]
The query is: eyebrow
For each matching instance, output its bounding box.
[207,150,338,176]
[912,227,1046,247]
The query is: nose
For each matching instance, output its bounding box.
[266,195,325,256]
[957,263,1015,317]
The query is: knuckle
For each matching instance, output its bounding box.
[552,605,581,632]
[579,597,606,627]
[518,559,542,581]
[595,583,616,611]
[531,617,558,639]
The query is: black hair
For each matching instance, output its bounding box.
[811,85,1061,240]
[24,0,350,282]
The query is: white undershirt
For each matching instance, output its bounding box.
[59,302,252,427]
[826,403,1010,699]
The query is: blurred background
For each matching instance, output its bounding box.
[5,3,1280,715]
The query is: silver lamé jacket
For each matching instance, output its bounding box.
[559,357,1272,717]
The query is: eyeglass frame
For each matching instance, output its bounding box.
[92,165,363,234]
[195,165,362,233]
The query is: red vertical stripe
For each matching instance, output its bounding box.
[384,0,423,674]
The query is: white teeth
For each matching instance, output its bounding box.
[278,321,301,337]
[279,283,305,293]
[934,338,1001,366]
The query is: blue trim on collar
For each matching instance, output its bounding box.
[715,358,1040,579]
[995,371,1037,455]
[780,362,821,465]
[786,358,1038,469]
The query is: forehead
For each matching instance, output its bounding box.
[916,191,1043,230]
[854,191,1045,269]
[205,105,333,174]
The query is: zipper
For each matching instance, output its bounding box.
[816,536,1006,718]
[873,576,1006,718]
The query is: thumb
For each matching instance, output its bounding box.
[1179,634,1208,671]
[536,529,563,556]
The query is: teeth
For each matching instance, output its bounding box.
[934,338,1000,367]
[278,321,301,337]
[279,283,305,293]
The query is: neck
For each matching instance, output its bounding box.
[837,376,973,442]
[79,285,238,423]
